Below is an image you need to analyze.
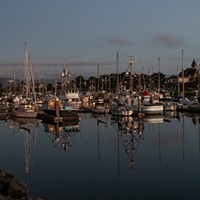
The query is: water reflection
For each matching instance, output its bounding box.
[143,115,164,124]
[43,120,80,150]
[92,113,110,161]
[111,115,144,134]
[1,113,200,199]
[110,115,145,175]
[12,117,38,182]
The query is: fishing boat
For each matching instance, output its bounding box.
[110,52,134,117]
[140,90,163,115]
[110,103,133,116]
[42,95,79,120]
[59,69,82,111]
[142,103,164,115]
[110,94,133,116]
[92,103,110,114]
[163,101,177,111]
[178,97,195,109]
[64,89,82,111]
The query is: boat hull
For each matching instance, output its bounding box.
[142,104,163,115]
[163,102,177,111]
[12,110,38,118]
[110,105,133,116]
[92,105,110,114]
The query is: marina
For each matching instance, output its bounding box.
[2,1,200,199]
[1,46,200,198]
[0,12,200,200]
[1,54,199,199]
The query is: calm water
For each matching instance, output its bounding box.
[0,112,200,200]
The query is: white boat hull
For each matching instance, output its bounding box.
[13,109,38,118]
[142,104,163,115]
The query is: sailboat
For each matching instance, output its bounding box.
[12,42,38,118]
[110,51,134,116]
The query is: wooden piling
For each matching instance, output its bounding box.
[55,98,60,117]
[138,96,144,118]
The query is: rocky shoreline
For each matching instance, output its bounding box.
[0,170,48,200]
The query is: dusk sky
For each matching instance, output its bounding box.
[1,0,200,79]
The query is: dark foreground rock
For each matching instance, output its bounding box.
[0,170,48,200]
[0,170,28,199]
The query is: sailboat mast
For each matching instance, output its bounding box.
[158,57,160,94]
[138,70,141,93]
[13,66,16,95]
[182,49,185,98]
[116,52,119,94]
[97,64,100,92]
[129,51,133,91]
[198,64,200,102]
[30,62,37,110]
[177,64,180,96]
[23,42,31,98]
[80,62,82,92]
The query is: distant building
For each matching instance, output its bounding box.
[178,58,198,83]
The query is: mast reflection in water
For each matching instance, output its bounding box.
[0,112,200,199]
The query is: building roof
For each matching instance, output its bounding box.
[191,58,197,68]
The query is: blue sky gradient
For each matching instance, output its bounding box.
[1,0,200,79]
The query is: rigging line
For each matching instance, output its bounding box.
[45,132,56,144]
[119,132,135,164]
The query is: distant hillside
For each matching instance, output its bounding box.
[0,77,11,86]
[0,77,58,86]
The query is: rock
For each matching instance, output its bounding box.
[0,181,9,196]
[0,193,12,199]
[0,171,14,179]
[0,170,28,199]
[0,170,48,200]
[8,180,28,199]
